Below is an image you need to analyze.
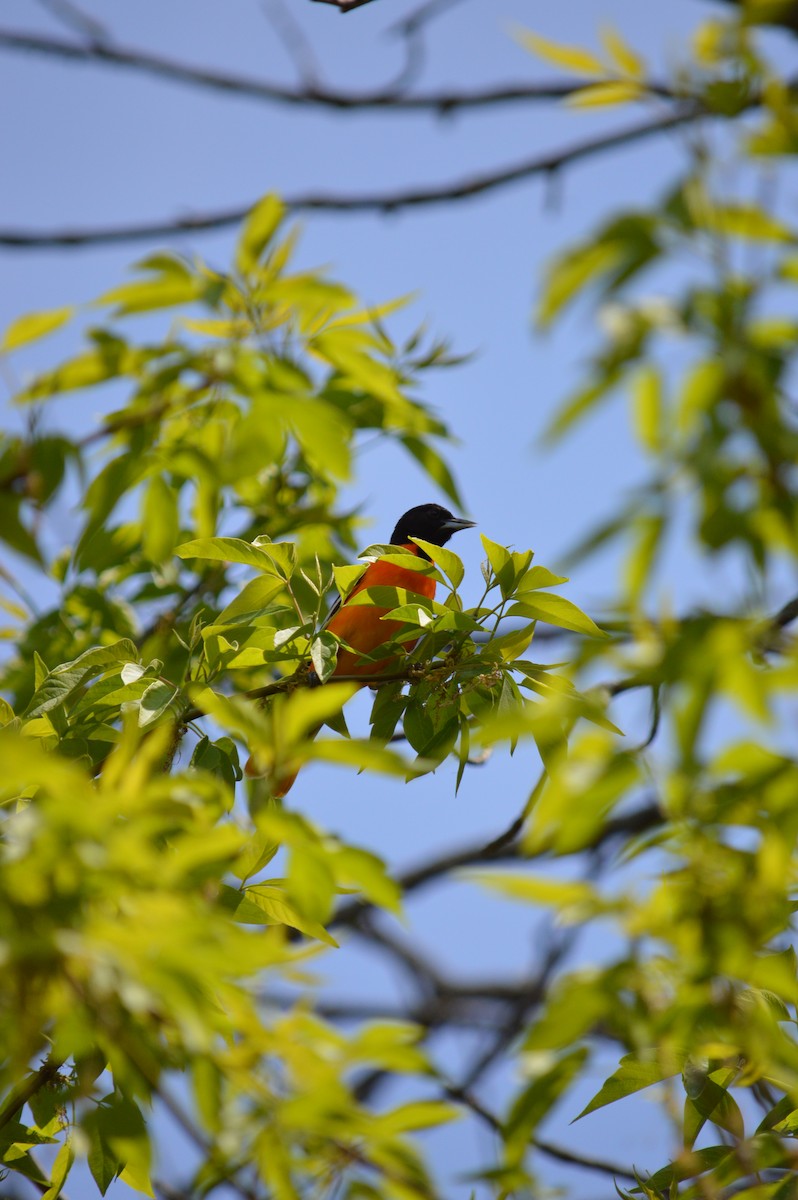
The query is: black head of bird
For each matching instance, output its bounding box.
[390,503,476,549]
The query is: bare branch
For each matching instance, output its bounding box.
[0,27,670,112]
[261,0,322,87]
[0,107,698,249]
[331,798,664,931]
[773,594,798,629]
[442,1083,637,1182]
[33,0,107,41]
[457,925,576,1091]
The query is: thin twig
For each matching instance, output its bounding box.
[442,1082,637,1182]
[33,0,107,41]
[0,27,674,111]
[331,798,663,931]
[0,107,699,248]
[262,0,321,86]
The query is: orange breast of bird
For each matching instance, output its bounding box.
[327,544,436,678]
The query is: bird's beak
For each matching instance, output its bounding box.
[443,516,477,532]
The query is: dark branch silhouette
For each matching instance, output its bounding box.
[0,28,671,112]
[0,107,698,248]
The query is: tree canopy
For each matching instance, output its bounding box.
[2,2,798,1198]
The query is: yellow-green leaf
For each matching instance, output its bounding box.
[236,193,285,277]
[410,537,465,589]
[631,364,663,453]
[508,593,606,638]
[466,871,597,910]
[1,306,74,353]
[515,28,604,76]
[600,25,644,78]
[567,81,644,108]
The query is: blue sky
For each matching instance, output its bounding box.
[1,0,787,1195]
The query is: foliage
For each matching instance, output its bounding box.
[2,3,798,1199]
[0,197,605,1197]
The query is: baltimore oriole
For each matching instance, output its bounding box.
[246,503,475,793]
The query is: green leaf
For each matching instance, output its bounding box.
[631,364,663,453]
[24,640,139,718]
[175,536,289,577]
[310,630,339,684]
[508,592,606,638]
[514,27,605,75]
[333,846,402,916]
[480,534,514,596]
[141,475,179,565]
[702,203,795,242]
[567,81,644,107]
[42,1138,74,1200]
[399,436,463,508]
[332,562,367,602]
[236,193,285,277]
[137,679,179,727]
[380,1100,461,1134]
[467,871,597,911]
[219,883,338,946]
[310,736,420,778]
[410,537,465,589]
[281,682,358,744]
[538,242,623,327]
[576,1052,679,1120]
[215,575,286,624]
[85,1120,119,1196]
[99,270,202,316]
[1,306,74,353]
[516,566,569,591]
[290,399,352,481]
[683,1065,743,1149]
[504,1049,588,1168]
[600,25,644,78]
[676,358,725,436]
[190,734,242,787]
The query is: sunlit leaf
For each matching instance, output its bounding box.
[1,306,74,353]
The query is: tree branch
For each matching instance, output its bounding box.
[0,107,698,249]
[442,1083,637,1182]
[331,798,663,931]
[0,1055,65,1130]
[0,27,667,112]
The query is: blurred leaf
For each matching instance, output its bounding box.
[141,475,179,565]
[236,193,285,277]
[600,25,644,77]
[219,883,337,946]
[515,28,605,75]
[1,306,73,353]
[176,536,289,577]
[631,364,663,453]
[504,1049,588,1168]
[567,81,644,107]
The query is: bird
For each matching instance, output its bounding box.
[245,503,475,794]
